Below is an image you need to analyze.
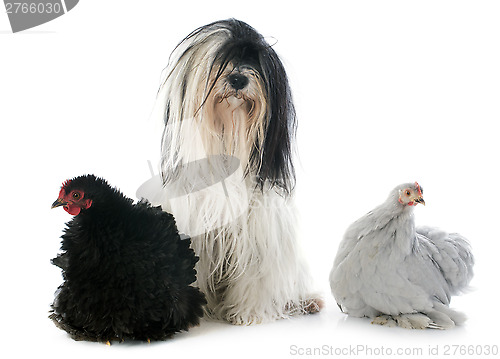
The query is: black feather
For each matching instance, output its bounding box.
[50,174,206,343]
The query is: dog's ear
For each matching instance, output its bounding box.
[251,49,296,194]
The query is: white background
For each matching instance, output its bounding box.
[1,1,499,358]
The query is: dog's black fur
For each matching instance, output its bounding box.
[50,175,206,343]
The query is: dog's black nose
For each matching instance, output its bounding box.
[228,74,249,90]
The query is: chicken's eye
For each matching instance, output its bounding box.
[405,190,411,196]
[72,192,80,199]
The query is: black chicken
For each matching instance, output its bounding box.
[50,174,206,343]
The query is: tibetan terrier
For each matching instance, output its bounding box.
[143,19,321,324]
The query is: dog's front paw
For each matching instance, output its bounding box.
[302,298,324,314]
[284,297,324,316]
[225,313,262,326]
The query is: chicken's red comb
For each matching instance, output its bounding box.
[61,179,71,189]
[57,179,71,198]
[415,181,423,196]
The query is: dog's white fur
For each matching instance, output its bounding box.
[147,20,321,324]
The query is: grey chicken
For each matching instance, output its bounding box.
[330,182,474,329]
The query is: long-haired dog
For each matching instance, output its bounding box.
[146,19,321,325]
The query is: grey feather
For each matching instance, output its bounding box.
[330,182,474,329]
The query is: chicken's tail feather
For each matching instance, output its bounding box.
[416,226,474,294]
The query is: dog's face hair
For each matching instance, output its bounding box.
[158,19,296,194]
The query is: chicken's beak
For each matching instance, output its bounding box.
[414,196,425,206]
[51,198,67,209]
